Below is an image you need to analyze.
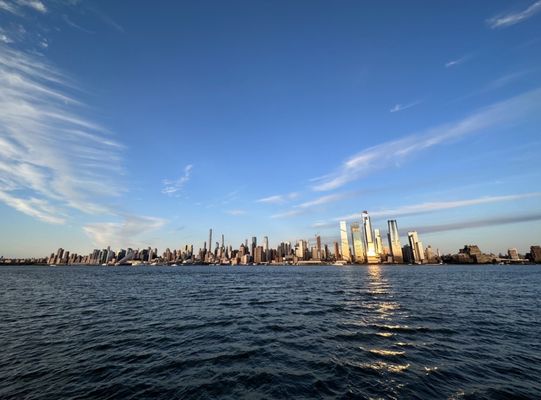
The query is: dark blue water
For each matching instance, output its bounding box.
[1,265,540,399]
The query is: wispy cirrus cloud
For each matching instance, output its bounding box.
[401,212,541,236]
[311,88,541,192]
[0,32,12,43]
[162,164,193,195]
[390,100,421,113]
[225,209,246,216]
[0,44,125,223]
[310,192,541,229]
[338,192,541,221]
[0,0,46,15]
[0,0,21,14]
[256,192,299,204]
[487,1,541,29]
[18,0,46,13]
[83,215,166,248]
[445,55,468,68]
[271,192,352,219]
[0,191,66,224]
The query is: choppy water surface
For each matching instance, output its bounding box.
[1,264,540,399]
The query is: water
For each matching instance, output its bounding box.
[1,264,540,399]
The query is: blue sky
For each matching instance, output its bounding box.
[1,0,541,257]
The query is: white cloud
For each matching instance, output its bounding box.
[271,192,351,219]
[162,164,193,195]
[0,45,125,224]
[311,192,541,229]
[390,101,421,113]
[83,215,166,248]
[225,209,246,216]
[311,88,541,192]
[0,33,12,44]
[0,191,65,224]
[336,192,541,221]
[0,0,21,14]
[0,0,47,14]
[17,0,46,13]
[297,193,350,209]
[445,56,467,68]
[487,1,541,28]
[256,192,299,204]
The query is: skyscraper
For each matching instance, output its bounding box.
[295,239,307,260]
[350,222,365,263]
[387,220,403,263]
[208,228,213,256]
[362,211,380,264]
[339,221,351,262]
[316,235,322,260]
[263,236,269,261]
[333,242,340,260]
[374,229,384,257]
[251,236,257,256]
[407,231,425,264]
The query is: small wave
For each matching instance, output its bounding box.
[376,332,395,337]
[368,348,406,357]
[358,361,410,373]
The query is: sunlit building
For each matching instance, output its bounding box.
[508,248,519,260]
[316,235,322,260]
[295,239,307,260]
[374,229,384,257]
[339,221,351,262]
[387,220,403,263]
[350,222,365,263]
[407,231,425,264]
[362,211,380,264]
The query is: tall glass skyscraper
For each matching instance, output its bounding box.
[350,222,365,263]
[407,231,425,264]
[362,211,380,264]
[339,220,351,262]
[387,220,403,263]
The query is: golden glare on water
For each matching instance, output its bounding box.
[376,332,395,337]
[363,264,414,371]
[369,349,406,357]
[361,361,411,373]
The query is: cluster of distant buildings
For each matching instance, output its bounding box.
[337,212,436,264]
[2,211,541,266]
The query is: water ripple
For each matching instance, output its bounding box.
[0,264,540,399]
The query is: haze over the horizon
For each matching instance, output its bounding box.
[1,0,541,258]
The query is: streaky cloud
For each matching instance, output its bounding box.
[162,164,193,195]
[271,192,352,219]
[487,1,541,28]
[0,44,124,223]
[83,215,166,249]
[401,213,541,236]
[445,56,468,68]
[17,0,46,13]
[225,209,247,216]
[390,101,421,113]
[311,192,541,229]
[0,0,46,15]
[311,88,541,192]
[256,192,299,204]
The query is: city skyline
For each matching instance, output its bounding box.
[3,210,541,266]
[1,1,541,257]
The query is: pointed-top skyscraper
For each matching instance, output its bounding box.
[362,211,381,264]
